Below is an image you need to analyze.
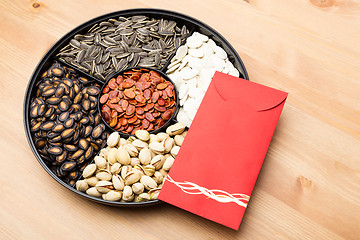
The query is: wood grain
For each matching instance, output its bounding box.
[0,0,359,239]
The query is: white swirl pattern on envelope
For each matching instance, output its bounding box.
[165,175,250,208]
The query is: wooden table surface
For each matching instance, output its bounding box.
[1,0,359,239]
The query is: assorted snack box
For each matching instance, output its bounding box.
[25,10,248,205]
[25,10,290,231]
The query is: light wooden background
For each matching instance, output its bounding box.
[1,0,359,239]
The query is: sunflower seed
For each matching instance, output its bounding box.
[94,73,105,81]
[58,16,189,81]
[116,52,131,59]
[104,36,117,45]
[155,53,160,66]
[95,50,103,65]
[100,21,113,27]
[70,39,81,48]
[128,47,142,53]
[95,64,104,74]
[101,51,110,63]
[116,58,127,72]
[127,52,134,62]
[85,45,95,58]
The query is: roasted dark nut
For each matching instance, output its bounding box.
[47,146,63,156]
[92,124,105,139]
[29,62,108,182]
[56,151,67,164]
[61,161,77,172]
[64,118,75,128]
[30,122,41,132]
[35,139,47,148]
[78,139,90,150]
[58,112,69,122]
[61,128,75,139]
[46,97,61,105]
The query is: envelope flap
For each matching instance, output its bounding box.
[213,72,288,111]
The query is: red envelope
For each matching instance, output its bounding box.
[158,72,288,230]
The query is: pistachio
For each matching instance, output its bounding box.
[151,155,165,170]
[102,190,122,201]
[135,130,150,141]
[95,181,114,194]
[118,138,128,147]
[121,165,132,179]
[110,162,121,175]
[124,171,141,185]
[140,175,158,190]
[163,156,175,171]
[125,143,139,157]
[96,170,112,181]
[105,162,111,172]
[174,135,184,146]
[127,136,137,143]
[162,137,175,153]
[112,174,125,190]
[150,150,156,159]
[94,156,107,169]
[170,145,180,158]
[76,180,89,192]
[83,164,97,178]
[137,193,150,201]
[122,186,134,201]
[157,132,170,142]
[180,131,187,138]
[138,148,152,165]
[130,157,140,167]
[99,148,109,159]
[149,134,160,143]
[149,188,161,200]
[153,171,164,184]
[133,164,145,176]
[132,139,148,150]
[108,148,118,165]
[132,182,144,195]
[143,164,155,176]
[133,195,141,202]
[86,187,102,197]
[117,147,131,165]
[84,176,99,187]
[159,169,168,177]
[149,142,165,155]
[166,122,186,136]
[107,132,120,147]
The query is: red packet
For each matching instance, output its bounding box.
[158,72,288,230]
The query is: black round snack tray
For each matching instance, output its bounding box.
[24,8,249,207]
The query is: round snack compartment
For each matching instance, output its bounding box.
[98,67,180,138]
[25,61,110,184]
[24,8,249,207]
[75,120,188,206]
